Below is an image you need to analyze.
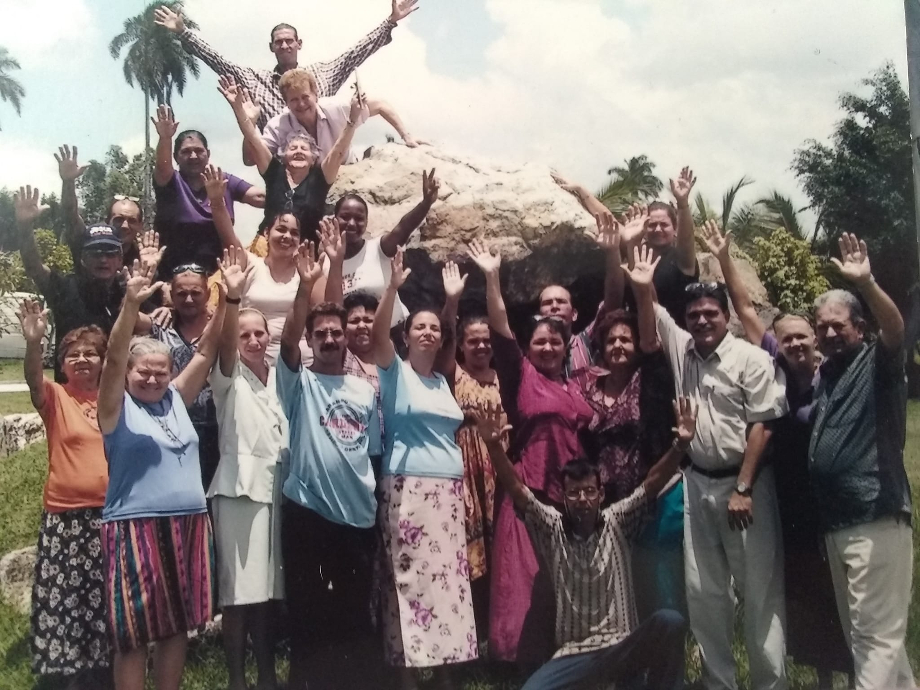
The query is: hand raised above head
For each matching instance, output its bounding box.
[830,233,872,286]
[319,216,345,264]
[466,239,501,275]
[17,298,49,344]
[389,0,420,24]
[592,210,620,252]
[13,186,49,226]
[700,219,730,259]
[622,244,661,287]
[388,246,412,290]
[55,145,88,182]
[442,260,467,300]
[124,259,165,305]
[201,165,227,201]
[218,246,252,300]
[669,167,696,206]
[422,168,440,206]
[619,203,649,245]
[294,241,323,285]
[153,5,186,33]
[151,104,179,139]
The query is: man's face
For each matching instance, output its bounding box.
[562,474,604,532]
[345,306,375,355]
[815,301,864,360]
[774,316,818,371]
[270,28,302,67]
[171,272,209,321]
[108,200,143,247]
[284,83,317,126]
[81,248,123,281]
[538,286,577,327]
[685,297,729,354]
[174,136,209,178]
[310,314,346,368]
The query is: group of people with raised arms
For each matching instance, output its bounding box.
[7,2,916,690]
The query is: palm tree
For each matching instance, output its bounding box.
[757,191,808,240]
[0,47,25,130]
[596,155,664,212]
[109,1,199,210]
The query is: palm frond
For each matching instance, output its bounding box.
[720,175,754,230]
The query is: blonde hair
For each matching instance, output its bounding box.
[278,69,318,100]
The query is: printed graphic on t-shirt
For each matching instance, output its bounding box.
[320,399,369,453]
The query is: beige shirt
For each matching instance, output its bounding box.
[261,97,371,164]
[655,304,787,469]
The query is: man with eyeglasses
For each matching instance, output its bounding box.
[275,246,382,690]
[626,247,789,690]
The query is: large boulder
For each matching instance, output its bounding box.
[0,545,36,615]
[0,413,45,458]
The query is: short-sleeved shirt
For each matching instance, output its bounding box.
[154,170,252,274]
[809,341,912,532]
[103,385,206,521]
[242,254,311,366]
[492,331,594,503]
[523,484,650,658]
[150,323,214,428]
[624,247,699,325]
[262,159,331,244]
[277,361,381,528]
[377,357,464,478]
[208,360,289,503]
[262,98,370,165]
[38,381,108,512]
[655,304,788,469]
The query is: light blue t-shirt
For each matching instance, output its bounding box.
[378,357,464,479]
[277,361,381,528]
[103,385,206,522]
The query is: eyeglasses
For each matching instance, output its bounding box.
[64,350,101,363]
[84,248,122,258]
[312,328,345,340]
[564,487,600,501]
[685,281,727,296]
[113,195,140,202]
[172,263,208,276]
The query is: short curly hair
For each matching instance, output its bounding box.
[58,326,107,368]
[278,69,318,100]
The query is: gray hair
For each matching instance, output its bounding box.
[814,289,865,324]
[127,336,173,369]
[281,132,319,161]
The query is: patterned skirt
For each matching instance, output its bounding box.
[379,475,479,668]
[30,508,110,676]
[101,512,215,652]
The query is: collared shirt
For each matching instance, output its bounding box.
[261,97,371,165]
[178,20,395,131]
[343,348,384,437]
[809,341,912,532]
[655,304,788,469]
[523,484,650,658]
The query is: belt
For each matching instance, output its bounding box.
[689,462,740,479]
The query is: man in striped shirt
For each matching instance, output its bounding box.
[477,399,695,690]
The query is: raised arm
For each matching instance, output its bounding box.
[373,247,411,369]
[320,217,346,305]
[832,233,905,352]
[467,239,512,340]
[643,397,696,497]
[217,76,272,175]
[365,98,420,148]
[216,247,252,376]
[700,220,764,345]
[151,105,178,188]
[619,203,649,268]
[14,186,52,294]
[174,284,226,407]
[591,210,625,311]
[321,94,363,184]
[670,167,697,275]
[201,165,245,252]
[54,145,88,258]
[155,6,251,87]
[98,261,164,434]
[17,299,49,410]
[623,245,663,353]
[551,170,611,219]
[475,401,528,512]
[380,169,439,258]
[131,230,169,336]
[435,260,467,381]
[280,241,323,371]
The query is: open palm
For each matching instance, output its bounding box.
[467,239,501,274]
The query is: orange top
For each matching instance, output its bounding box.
[38,380,108,512]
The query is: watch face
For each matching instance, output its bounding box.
[736,482,748,494]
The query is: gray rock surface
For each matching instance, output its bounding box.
[0,545,36,615]
[0,412,45,458]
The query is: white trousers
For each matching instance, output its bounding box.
[684,465,786,690]
[825,517,914,690]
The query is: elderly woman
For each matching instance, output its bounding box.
[467,239,595,666]
[207,247,289,690]
[96,255,225,690]
[373,248,477,689]
[21,301,110,690]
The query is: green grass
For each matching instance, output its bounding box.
[0,359,51,384]
[0,392,37,416]
[3,408,920,689]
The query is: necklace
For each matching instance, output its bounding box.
[149,398,187,461]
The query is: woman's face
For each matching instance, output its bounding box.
[460,322,492,372]
[283,138,316,171]
[603,323,639,370]
[267,214,301,258]
[527,323,566,378]
[174,135,210,178]
[126,353,172,404]
[405,311,442,356]
[238,312,270,366]
[646,209,676,249]
[336,198,368,248]
[61,343,103,388]
[346,306,375,355]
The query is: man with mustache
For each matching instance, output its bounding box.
[628,245,789,690]
[809,234,914,690]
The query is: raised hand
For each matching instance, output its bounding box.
[422,168,440,206]
[202,165,227,202]
[389,0,419,23]
[403,134,429,148]
[442,261,467,300]
[218,246,252,300]
[700,219,730,260]
[217,75,243,110]
[389,246,412,290]
[13,186,49,225]
[55,145,88,182]
[623,244,661,287]
[17,299,49,344]
[138,230,165,270]
[619,203,649,245]
[123,259,164,305]
[151,306,174,329]
[467,239,501,275]
[831,233,872,286]
[319,216,345,264]
[349,90,366,125]
[473,400,511,445]
[294,241,323,285]
[592,210,620,253]
[151,104,179,139]
[239,87,262,124]
[153,5,186,33]
[669,167,696,206]
[672,397,697,448]
[550,170,577,194]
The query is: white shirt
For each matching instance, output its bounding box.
[654,304,788,469]
[207,360,290,503]
[261,97,370,165]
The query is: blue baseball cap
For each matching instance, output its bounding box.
[82,224,123,252]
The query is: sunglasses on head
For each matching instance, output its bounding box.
[684,281,727,297]
[113,195,140,203]
[171,263,208,276]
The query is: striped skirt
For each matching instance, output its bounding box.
[101,512,215,652]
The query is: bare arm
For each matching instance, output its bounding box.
[551,171,611,218]
[726,422,772,531]
[280,242,323,371]
[435,261,466,381]
[174,289,225,407]
[55,145,87,252]
[321,96,363,184]
[14,186,52,294]
[202,166,245,252]
[216,247,251,377]
[468,240,512,340]
[151,105,178,188]
[670,168,698,275]
[218,77,273,174]
[374,247,410,369]
[643,398,696,497]
[319,217,345,305]
[17,299,49,410]
[591,210,625,313]
[380,169,439,258]
[474,404,529,512]
[365,98,413,144]
[623,245,663,352]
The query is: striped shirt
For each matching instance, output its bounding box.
[344,348,384,437]
[178,21,395,131]
[523,485,650,658]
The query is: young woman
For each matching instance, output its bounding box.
[467,239,594,666]
[208,247,289,690]
[373,248,477,689]
[96,255,225,690]
[21,303,111,690]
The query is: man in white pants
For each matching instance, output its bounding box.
[631,261,788,690]
[809,234,914,690]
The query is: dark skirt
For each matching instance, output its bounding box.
[30,508,110,676]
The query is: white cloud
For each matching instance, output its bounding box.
[0,0,96,68]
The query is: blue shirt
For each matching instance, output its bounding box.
[378,358,464,479]
[277,361,381,528]
[102,385,206,522]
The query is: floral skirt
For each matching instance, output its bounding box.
[379,475,479,667]
[30,508,110,676]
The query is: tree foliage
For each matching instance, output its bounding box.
[76,146,151,224]
[0,46,25,130]
[596,155,664,212]
[752,228,830,313]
